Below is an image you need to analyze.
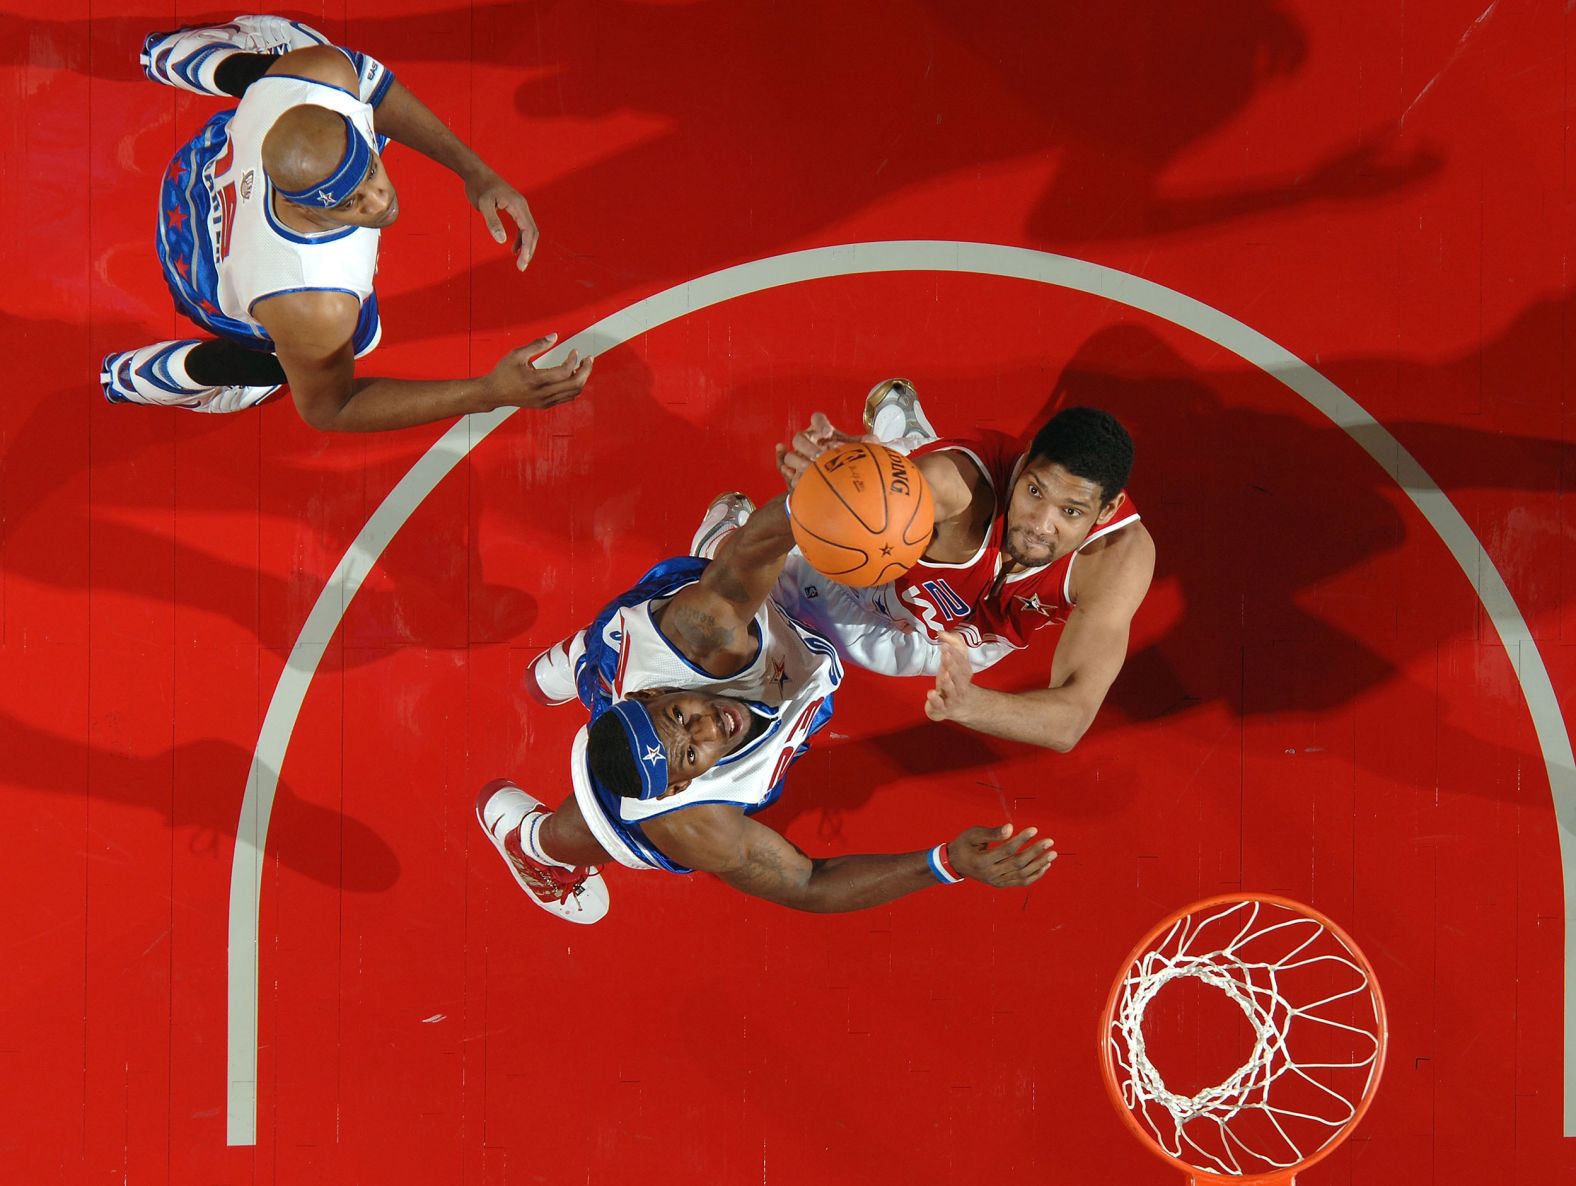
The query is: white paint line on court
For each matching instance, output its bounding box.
[227,241,1576,1144]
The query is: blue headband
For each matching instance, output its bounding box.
[606,699,670,800]
[277,112,373,208]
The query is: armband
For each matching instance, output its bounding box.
[927,843,963,885]
[338,47,396,106]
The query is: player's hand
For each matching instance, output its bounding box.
[924,630,977,723]
[483,334,592,410]
[947,823,1058,888]
[774,411,872,490]
[466,169,539,270]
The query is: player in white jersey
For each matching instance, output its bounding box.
[102,15,591,429]
[475,493,1059,924]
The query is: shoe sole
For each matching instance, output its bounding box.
[474,781,608,925]
[863,377,916,434]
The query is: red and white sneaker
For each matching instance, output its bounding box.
[474,782,608,925]
[523,632,584,706]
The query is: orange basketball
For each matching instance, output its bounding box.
[789,442,935,587]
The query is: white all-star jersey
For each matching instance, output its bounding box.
[567,557,843,873]
[159,63,388,353]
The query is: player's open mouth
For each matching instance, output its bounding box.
[717,702,743,740]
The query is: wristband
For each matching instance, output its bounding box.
[927,842,963,885]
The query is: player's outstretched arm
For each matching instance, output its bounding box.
[372,79,539,269]
[647,807,1058,913]
[925,528,1155,750]
[657,495,795,674]
[256,295,590,432]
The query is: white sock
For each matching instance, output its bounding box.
[518,812,578,871]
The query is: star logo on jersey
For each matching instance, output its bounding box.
[197,297,219,315]
[166,205,188,232]
[642,744,664,766]
[769,658,789,696]
[1016,593,1053,617]
[172,257,189,281]
[164,159,188,185]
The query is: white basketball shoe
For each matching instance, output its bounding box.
[523,631,585,707]
[100,343,280,413]
[475,781,608,925]
[691,491,755,560]
[141,15,330,95]
[862,377,938,455]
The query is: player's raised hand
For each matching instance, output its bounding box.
[484,334,592,410]
[924,630,977,723]
[774,412,871,490]
[947,823,1058,888]
[466,168,539,270]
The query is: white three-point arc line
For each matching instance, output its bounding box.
[225,241,1576,1144]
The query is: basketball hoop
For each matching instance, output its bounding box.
[1098,894,1387,1185]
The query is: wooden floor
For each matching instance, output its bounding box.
[1,2,1573,1183]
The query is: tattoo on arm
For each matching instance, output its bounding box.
[719,830,814,906]
[669,601,731,655]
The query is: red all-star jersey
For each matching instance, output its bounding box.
[870,430,1142,665]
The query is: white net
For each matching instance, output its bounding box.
[1106,897,1385,1179]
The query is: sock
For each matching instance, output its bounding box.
[213,52,279,98]
[518,812,579,871]
[185,339,287,386]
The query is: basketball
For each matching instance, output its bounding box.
[789,442,935,587]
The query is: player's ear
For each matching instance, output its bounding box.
[1096,490,1126,524]
[659,779,691,798]
[626,687,667,703]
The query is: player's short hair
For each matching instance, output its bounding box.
[1028,406,1134,504]
[586,710,648,799]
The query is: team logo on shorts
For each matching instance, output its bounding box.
[240,169,254,200]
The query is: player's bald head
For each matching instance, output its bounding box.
[261,104,352,193]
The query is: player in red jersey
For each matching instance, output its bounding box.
[775,384,1155,752]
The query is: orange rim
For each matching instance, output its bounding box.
[1097,893,1389,1184]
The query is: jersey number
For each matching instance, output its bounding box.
[765,696,826,791]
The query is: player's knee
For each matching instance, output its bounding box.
[293,390,348,432]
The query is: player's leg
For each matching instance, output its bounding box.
[100,339,283,413]
[140,15,329,97]
[474,780,610,924]
[863,377,939,454]
[774,553,944,678]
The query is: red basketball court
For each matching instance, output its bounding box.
[2,2,1573,1183]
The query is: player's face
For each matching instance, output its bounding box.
[645,689,755,788]
[1002,460,1116,568]
[320,153,399,228]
